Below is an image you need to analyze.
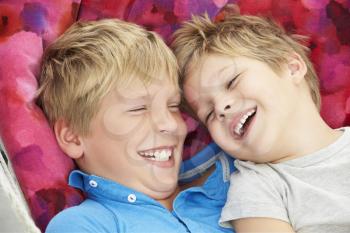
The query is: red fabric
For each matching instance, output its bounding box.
[0,1,84,231]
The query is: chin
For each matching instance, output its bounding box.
[149,184,178,200]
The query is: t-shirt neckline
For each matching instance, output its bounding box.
[277,127,350,167]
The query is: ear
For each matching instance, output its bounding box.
[286,52,307,84]
[54,119,84,159]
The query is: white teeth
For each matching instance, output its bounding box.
[234,109,256,136]
[240,115,249,124]
[139,149,172,162]
[234,124,243,136]
[154,150,172,161]
[158,151,168,161]
[154,151,160,158]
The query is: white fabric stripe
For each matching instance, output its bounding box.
[219,155,231,182]
[0,141,40,233]
[179,152,221,180]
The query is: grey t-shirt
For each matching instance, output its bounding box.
[220,127,350,233]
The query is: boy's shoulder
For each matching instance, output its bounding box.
[45,199,117,233]
[220,160,290,226]
[233,160,277,180]
[228,160,287,205]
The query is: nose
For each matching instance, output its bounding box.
[152,107,178,134]
[214,97,233,121]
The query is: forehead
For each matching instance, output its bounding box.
[114,76,180,102]
[183,54,237,107]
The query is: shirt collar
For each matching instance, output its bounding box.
[69,170,162,207]
[200,152,236,199]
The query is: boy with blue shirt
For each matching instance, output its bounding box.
[37,19,235,233]
[172,13,350,233]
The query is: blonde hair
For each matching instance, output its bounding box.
[37,19,178,135]
[172,14,321,109]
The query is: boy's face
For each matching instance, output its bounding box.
[80,74,187,199]
[184,54,301,163]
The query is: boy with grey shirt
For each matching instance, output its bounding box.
[172,13,350,233]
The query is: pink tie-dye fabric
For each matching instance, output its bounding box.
[0,1,84,231]
[235,0,350,128]
[0,0,349,231]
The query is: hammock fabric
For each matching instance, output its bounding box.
[0,0,349,231]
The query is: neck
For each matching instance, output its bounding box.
[158,165,216,210]
[272,100,342,163]
[157,186,181,210]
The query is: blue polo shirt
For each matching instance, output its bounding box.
[46,144,236,233]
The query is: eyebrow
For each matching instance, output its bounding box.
[121,90,181,103]
[215,64,234,79]
[118,94,149,103]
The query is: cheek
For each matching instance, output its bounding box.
[208,122,224,143]
[208,122,235,150]
[103,107,144,137]
[175,114,188,139]
[184,87,200,109]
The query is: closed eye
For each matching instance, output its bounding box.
[128,106,147,112]
[169,103,180,111]
[205,110,214,124]
[227,73,240,89]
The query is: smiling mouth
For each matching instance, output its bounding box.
[233,108,257,137]
[137,147,174,162]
